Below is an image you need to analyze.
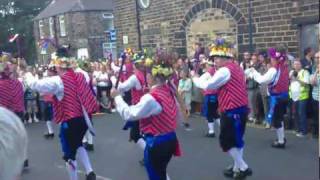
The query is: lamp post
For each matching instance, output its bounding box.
[135,0,142,51]
[248,0,253,53]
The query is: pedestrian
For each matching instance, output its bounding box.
[310,51,320,138]
[111,63,182,180]
[249,47,289,149]
[178,69,192,118]
[25,48,97,180]
[289,59,310,137]
[192,38,252,179]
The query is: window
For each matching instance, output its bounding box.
[49,17,54,38]
[102,13,114,30]
[59,15,66,37]
[39,20,44,39]
[102,42,117,60]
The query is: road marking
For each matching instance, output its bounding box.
[57,165,113,180]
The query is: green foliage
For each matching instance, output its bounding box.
[0,0,50,64]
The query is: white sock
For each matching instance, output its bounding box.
[66,160,78,180]
[239,148,244,157]
[228,148,239,172]
[215,118,221,127]
[166,173,171,180]
[277,126,285,144]
[76,147,93,174]
[137,138,146,150]
[208,122,214,134]
[236,148,248,171]
[46,121,54,134]
[87,132,93,145]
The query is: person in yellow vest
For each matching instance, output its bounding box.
[289,59,310,137]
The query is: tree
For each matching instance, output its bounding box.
[0,0,51,64]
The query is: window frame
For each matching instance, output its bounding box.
[59,15,67,37]
[39,20,45,39]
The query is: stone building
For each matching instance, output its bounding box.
[114,0,319,58]
[33,0,115,64]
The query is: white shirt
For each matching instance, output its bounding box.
[26,74,64,101]
[117,74,142,93]
[192,67,231,90]
[290,81,301,101]
[111,62,126,74]
[251,67,277,84]
[97,72,110,87]
[114,92,162,121]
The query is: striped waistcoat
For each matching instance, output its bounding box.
[269,62,289,94]
[52,70,97,123]
[218,62,248,112]
[0,78,25,113]
[140,85,177,136]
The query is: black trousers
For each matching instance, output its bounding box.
[312,99,319,136]
[130,121,142,143]
[147,138,177,180]
[59,117,88,161]
[272,97,288,129]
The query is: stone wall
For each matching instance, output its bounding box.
[114,0,319,58]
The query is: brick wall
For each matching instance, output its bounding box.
[115,0,319,58]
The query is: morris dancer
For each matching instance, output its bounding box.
[192,38,252,179]
[111,63,181,180]
[25,48,97,180]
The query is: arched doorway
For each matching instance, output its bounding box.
[186,8,238,57]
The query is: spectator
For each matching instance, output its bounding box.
[289,59,310,137]
[301,47,314,73]
[258,51,271,127]
[178,69,192,118]
[247,53,260,123]
[0,107,28,180]
[97,63,112,113]
[310,51,320,138]
[240,51,251,70]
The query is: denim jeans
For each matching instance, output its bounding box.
[295,99,308,135]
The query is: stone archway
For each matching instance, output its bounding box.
[177,0,251,57]
[186,8,238,57]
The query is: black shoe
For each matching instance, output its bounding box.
[85,144,94,151]
[206,132,215,138]
[223,166,234,178]
[86,171,96,180]
[44,133,54,139]
[139,159,145,166]
[271,141,285,149]
[24,159,29,168]
[233,168,252,179]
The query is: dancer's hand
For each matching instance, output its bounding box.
[110,88,120,98]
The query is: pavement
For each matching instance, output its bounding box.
[21,113,318,180]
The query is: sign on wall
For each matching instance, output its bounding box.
[123,35,129,45]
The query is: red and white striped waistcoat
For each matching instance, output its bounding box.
[52,70,97,123]
[140,85,177,136]
[0,78,25,113]
[269,62,289,95]
[131,70,147,105]
[203,67,218,95]
[218,62,248,113]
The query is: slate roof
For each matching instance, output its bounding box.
[35,0,114,20]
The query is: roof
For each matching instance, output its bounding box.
[34,0,114,20]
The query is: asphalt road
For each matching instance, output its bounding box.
[21,113,318,180]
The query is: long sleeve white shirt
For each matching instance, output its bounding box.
[251,67,277,84]
[26,74,64,101]
[114,91,162,121]
[117,74,142,93]
[192,67,231,90]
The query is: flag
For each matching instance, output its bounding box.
[9,34,19,43]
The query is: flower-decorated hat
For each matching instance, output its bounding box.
[209,37,234,58]
[54,47,75,69]
[268,46,286,62]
